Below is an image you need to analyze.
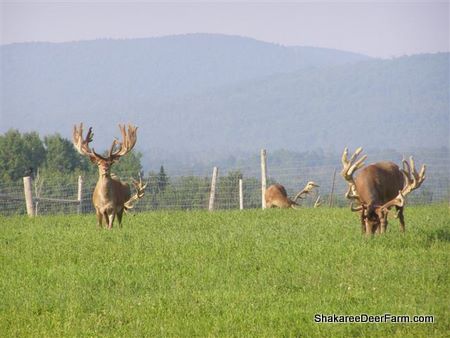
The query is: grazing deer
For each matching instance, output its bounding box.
[341,147,426,235]
[73,123,147,229]
[265,181,319,208]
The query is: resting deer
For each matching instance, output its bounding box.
[341,147,426,235]
[73,123,147,229]
[265,181,319,208]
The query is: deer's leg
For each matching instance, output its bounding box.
[365,219,378,236]
[360,212,366,234]
[117,208,124,227]
[365,220,373,236]
[396,206,405,232]
[102,211,109,229]
[379,221,386,234]
[95,209,103,228]
[375,223,381,234]
[107,212,115,230]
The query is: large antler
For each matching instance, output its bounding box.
[109,124,138,160]
[381,156,426,211]
[341,147,367,206]
[73,123,108,160]
[124,174,148,209]
[341,147,367,184]
[401,156,426,196]
[73,123,94,156]
[292,181,319,202]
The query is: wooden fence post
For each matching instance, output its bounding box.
[208,167,218,211]
[328,168,337,207]
[261,149,267,209]
[239,178,244,210]
[23,176,34,217]
[77,176,83,214]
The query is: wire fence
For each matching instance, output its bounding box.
[1,153,448,216]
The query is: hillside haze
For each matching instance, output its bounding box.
[1,34,448,169]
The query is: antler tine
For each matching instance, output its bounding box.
[349,155,367,176]
[133,172,148,191]
[349,147,363,164]
[341,147,367,181]
[400,156,426,196]
[350,202,363,212]
[402,159,411,181]
[381,157,426,212]
[110,124,138,159]
[108,139,119,157]
[125,173,147,209]
[345,184,359,200]
[341,147,349,167]
[381,190,406,212]
[341,147,366,207]
[73,123,94,156]
[293,181,319,201]
[313,195,322,208]
[409,156,416,175]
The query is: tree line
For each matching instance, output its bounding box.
[0,130,264,214]
[0,129,142,183]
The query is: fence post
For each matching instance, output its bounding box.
[23,176,34,217]
[208,167,219,211]
[328,168,337,207]
[261,149,267,209]
[239,178,244,210]
[77,175,83,214]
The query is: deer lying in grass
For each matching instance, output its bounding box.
[341,147,426,235]
[73,123,147,229]
[265,181,320,208]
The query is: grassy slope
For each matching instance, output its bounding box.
[0,206,449,337]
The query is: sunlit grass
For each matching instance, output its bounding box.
[0,205,448,337]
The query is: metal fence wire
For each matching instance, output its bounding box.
[1,157,448,216]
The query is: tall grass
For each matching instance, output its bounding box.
[0,206,448,337]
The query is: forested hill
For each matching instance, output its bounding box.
[140,53,448,157]
[0,34,448,169]
[0,33,368,127]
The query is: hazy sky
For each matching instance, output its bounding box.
[1,1,448,58]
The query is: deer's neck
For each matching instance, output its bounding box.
[97,174,114,193]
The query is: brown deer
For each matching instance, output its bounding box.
[341,147,426,235]
[73,123,147,229]
[265,181,319,208]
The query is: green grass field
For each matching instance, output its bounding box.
[1,206,449,337]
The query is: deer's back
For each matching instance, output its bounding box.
[355,162,404,206]
[265,184,292,208]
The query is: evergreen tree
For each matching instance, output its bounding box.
[157,165,168,192]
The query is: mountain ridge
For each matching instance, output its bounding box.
[0,34,447,169]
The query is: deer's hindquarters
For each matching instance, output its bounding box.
[265,184,295,208]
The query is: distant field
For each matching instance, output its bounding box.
[0,206,449,337]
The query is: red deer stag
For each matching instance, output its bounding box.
[73,123,147,229]
[265,181,320,208]
[341,147,426,235]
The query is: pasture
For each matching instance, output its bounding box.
[1,206,449,337]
